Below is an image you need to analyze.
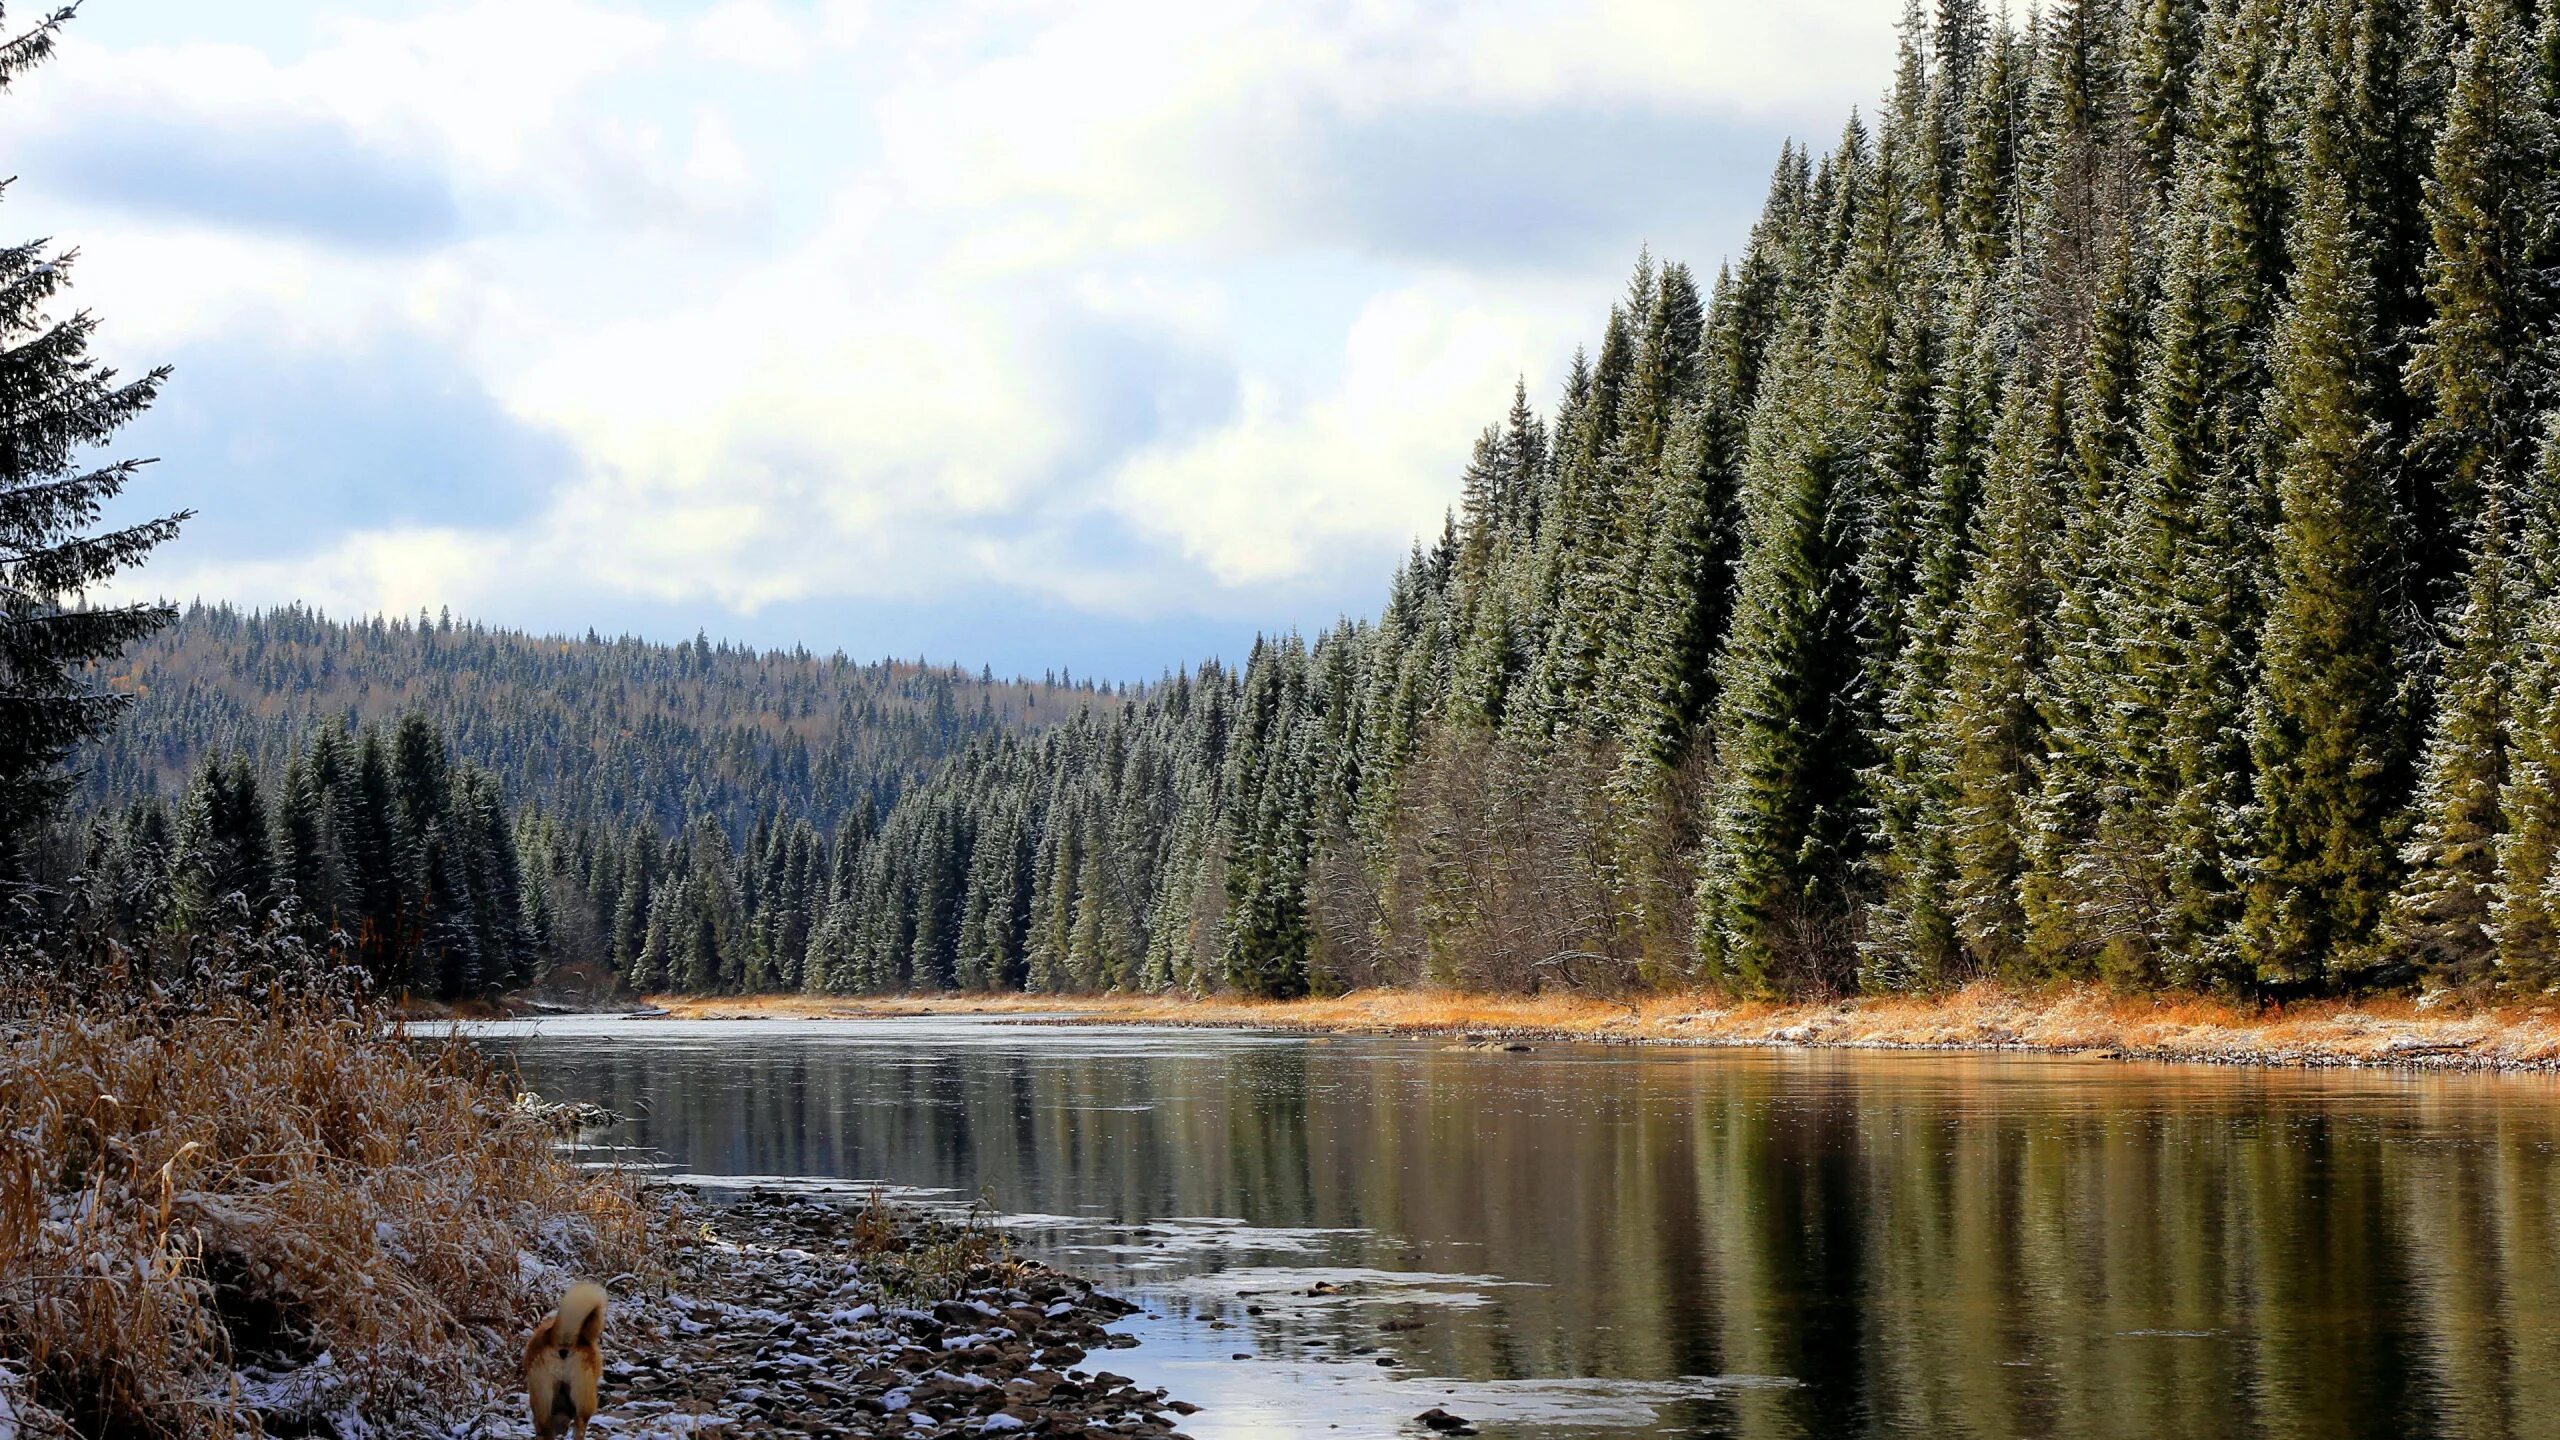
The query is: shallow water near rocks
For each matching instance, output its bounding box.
[464,1014,2560,1439]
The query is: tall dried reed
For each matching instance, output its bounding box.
[0,971,653,1437]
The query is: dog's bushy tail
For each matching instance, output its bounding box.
[553,1281,608,1347]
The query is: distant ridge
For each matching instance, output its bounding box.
[81,602,1134,836]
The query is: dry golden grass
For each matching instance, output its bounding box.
[650,982,2560,1068]
[0,987,656,1438]
[842,1190,1029,1304]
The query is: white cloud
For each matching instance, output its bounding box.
[818,0,872,49]
[1108,278,1580,585]
[693,0,810,73]
[150,525,503,623]
[35,0,1908,660]
[28,1,675,224]
[26,1,669,179]
[1392,0,1901,119]
[303,0,669,175]
[865,0,1893,257]
[684,108,757,198]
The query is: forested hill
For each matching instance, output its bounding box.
[81,604,1115,836]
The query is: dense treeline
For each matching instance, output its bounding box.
[72,712,540,996]
[83,603,1118,837]
[735,0,2560,1001]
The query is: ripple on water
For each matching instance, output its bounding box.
[658,1174,961,1203]
[1127,1351,1796,1439]
[1147,1263,1533,1308]
[1397,1374,1801,1427]
[1035,1217,1374,1260]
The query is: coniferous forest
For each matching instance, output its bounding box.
[53,0,2560,1004]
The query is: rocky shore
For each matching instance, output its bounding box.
[460,1188,1202,1439]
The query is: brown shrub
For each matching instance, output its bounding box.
[1310,729,1639,994]
[0,986,654,1437]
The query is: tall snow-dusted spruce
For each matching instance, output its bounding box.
[0,6,185,857]
[2239,26,2407,990]
[2387,0,2559,980]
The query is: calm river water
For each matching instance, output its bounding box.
[468,1016,2560,1440]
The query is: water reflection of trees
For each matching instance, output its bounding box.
[501,1036,2560,1440]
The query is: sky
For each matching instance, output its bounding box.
[11,0,1906,680]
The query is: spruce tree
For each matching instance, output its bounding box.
[2073,0,2292,986]
[1695,326,1872,994]
[1864,275,2007,988]
[2239,87,2406,988]
[1222,639,1316,997]
[0,9,187,849]
[2129,0,2207,191]
[2022,243,2153,974]
[170,754,272,935]
[2405,0,2557,603]
[2389,489,2525,979]
[271,746,342,940]
[2493,426,2560,983]
[344,726,407,985]
[1942,371,2065,975]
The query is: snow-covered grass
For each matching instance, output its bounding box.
[0,985,655,1437]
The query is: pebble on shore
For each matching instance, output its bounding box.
[459,1188,1200,1439]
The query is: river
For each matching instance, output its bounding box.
[467,1014,2560,1439]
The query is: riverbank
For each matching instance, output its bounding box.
[642,982,2560,1072]
[553,1187,1198,1439]
[0,986,1204,1438]
[0,988,654,1437]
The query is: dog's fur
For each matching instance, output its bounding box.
[523,1281,608,1440]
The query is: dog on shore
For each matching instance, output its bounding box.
[523,1281,608,1439]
